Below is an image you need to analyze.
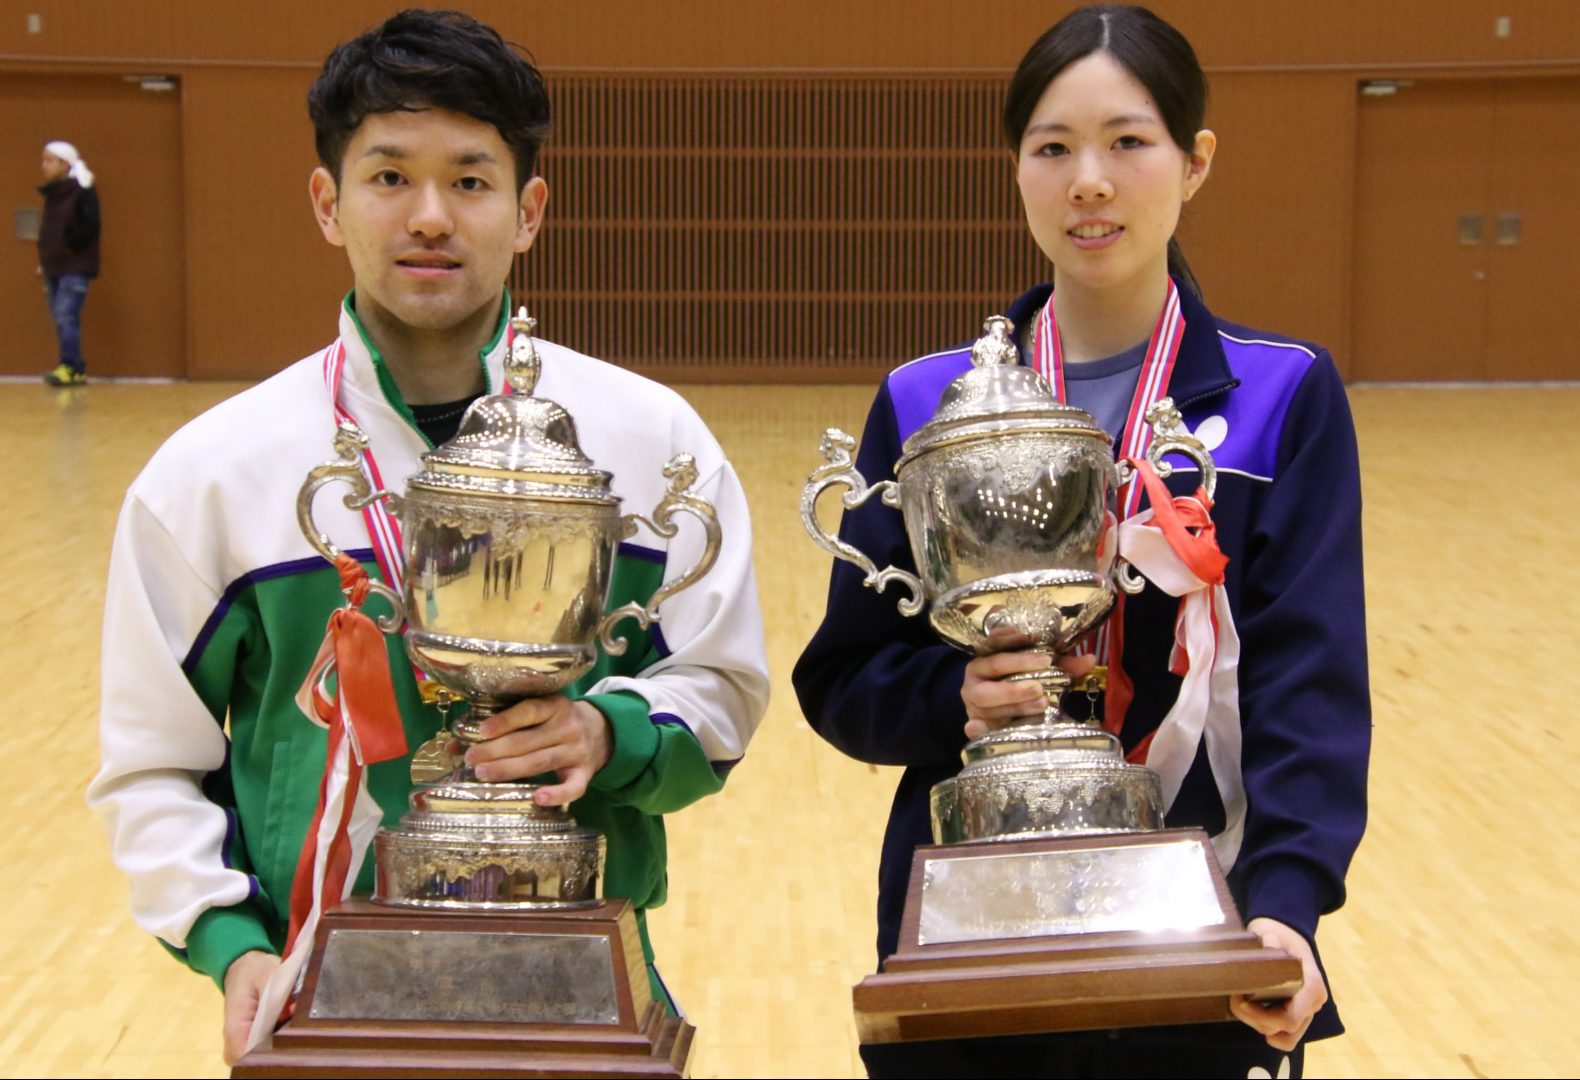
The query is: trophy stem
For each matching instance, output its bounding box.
[1002,657,1080,728]
[451,702,501,748]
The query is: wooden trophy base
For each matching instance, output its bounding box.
[855,828,1302,1044]
[232,899,693,1078]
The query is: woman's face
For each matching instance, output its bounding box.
[1015,52,1214,295]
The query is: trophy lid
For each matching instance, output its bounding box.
[408,309,617,503]
[897,315,1109,467]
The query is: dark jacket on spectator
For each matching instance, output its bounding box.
[37,177,100,278]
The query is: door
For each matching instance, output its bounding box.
[1351,76,1580,381]
[1,72,185,378]
[1485,78,1580,380]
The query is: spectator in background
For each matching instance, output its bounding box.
[37,140,100,386]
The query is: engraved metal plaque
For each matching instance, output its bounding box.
[309,929,620,1024]
[14,208,40,241]
[918,838,1227,945]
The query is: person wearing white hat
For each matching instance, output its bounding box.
[37,140,100,386]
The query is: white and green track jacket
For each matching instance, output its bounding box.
[88,299,769,987]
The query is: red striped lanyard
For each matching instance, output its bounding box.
[321,339,408,595]
[1032,279,1185,518]
[1031,279,1186,667]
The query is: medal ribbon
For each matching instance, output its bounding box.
[1030,280,1185,735]
[1114,461,1245,870]
[321,339,407,594]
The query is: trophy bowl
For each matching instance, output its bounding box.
[298,310,721,909]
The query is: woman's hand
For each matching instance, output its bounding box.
[960,631,1097,740]
[1230,917,1329,1051]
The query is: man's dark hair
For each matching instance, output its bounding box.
[308,9,552,192]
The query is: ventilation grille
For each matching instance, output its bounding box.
[512,75,1045,381]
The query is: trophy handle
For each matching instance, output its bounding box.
[597,453,722,656]
[1112,398,1219,596]
[296,420,406,630]
[800,428,925,618]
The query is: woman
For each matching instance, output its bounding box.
[792,6,1370,1077]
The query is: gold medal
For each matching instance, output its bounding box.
[410,733,461,784]
[411,683,460,782]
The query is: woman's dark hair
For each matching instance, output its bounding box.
[308,9,553,193]
[1003,5,1208,296]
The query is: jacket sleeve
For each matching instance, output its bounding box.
[792,378,973,767]
[1235,352,1372,941]
[65,187,100,251]
[87,491,278,988]
[583,434,770,817]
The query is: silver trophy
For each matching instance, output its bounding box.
[297,309,721,909]
[243,309,715,1072]
[802,314,1214,847]
[800,316,1300,1045]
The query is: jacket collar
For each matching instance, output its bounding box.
[1004,278,1239,408]
[334,290,512,446]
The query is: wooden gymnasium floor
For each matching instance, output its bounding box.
[2,379,1576,1079]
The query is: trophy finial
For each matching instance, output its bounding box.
[506,306,541,396]
[971,315,1019,368]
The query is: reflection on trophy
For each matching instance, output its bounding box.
[801,316,1301,1043]
[236,310,716,1076]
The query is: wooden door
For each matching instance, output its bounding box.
[1485,77,1580,381]
[1351,79,1493,380]
[0,72,185,378]
[1352,75,1580,381]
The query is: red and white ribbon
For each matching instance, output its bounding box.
[321,340,408,594]
[1029,280,1185,734]
[1115,460,1245,871]
[247,555,408,1051]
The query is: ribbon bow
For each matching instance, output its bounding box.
[1116,459,1246,872]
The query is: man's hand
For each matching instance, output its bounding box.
[463,696,612,805]
[222,949,281,1064]
[960,631,1097,740]
[1230,917,1329,1051]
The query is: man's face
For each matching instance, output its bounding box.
[41,152,68,183]
[310,108,546,338]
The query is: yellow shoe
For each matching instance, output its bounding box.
[43,364,87,386]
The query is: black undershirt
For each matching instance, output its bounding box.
[409,395,482,447]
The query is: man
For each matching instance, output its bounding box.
[87,10,768,1064]
[37,140,100,386]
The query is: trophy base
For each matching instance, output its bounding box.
[853,829,1302,1044]
[231,899,693,1078]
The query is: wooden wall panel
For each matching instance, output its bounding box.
[518,75,1042,379]
[0,72,184,378]
[1181,72,1358,374]
[179,67,346,378]
[4,0,1580,71]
